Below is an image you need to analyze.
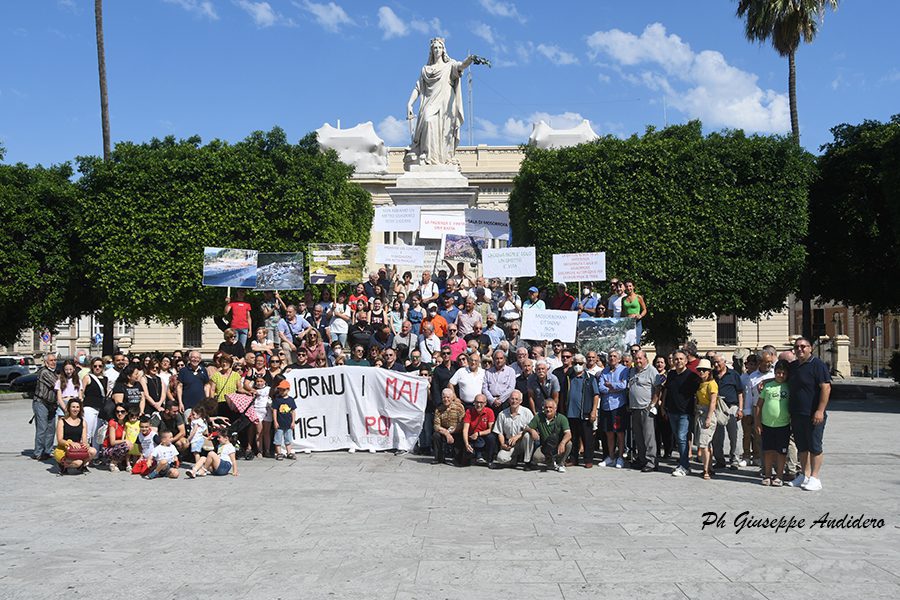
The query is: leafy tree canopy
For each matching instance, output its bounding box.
[807,115,900,315]
[75,127,373,324]
[509,121,815,347]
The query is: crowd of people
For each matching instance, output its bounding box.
[29,264,831,490]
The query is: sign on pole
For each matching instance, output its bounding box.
[419,211,466,239]
[374,244,426,267]
[482,246,536,278]
[308,243,363,284]
[373,206,421,232]
[552,251,606,283]
[255,252,305,290]
[202,247,259,288]
[520,308,579,343]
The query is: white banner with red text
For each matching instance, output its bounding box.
[284,366,426,452]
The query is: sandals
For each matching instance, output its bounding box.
[761,477,772,486]
[286,453,296,460]
[186,470,196,479]
[703,471,711,480]
[276,454,284,461]
[771,477,783,487]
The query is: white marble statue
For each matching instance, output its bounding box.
[406,38,475,166]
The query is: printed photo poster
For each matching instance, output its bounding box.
[575,317,637,355]
[482,246,536,279]
[255,252,305,290]
[520,308,579,343]
[442,234,489,262]
[202,247,258,288]
[308,243,363,284]
[465,209,510,241]
[373,206,421,232]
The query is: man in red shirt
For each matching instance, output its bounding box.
[548,283,576,311]
[225,289,253,349]
[458,394,497,466]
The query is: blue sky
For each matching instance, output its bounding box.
[2,0,898,167]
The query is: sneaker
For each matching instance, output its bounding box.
[615,458,624,469]
[304,449,312,454]
[737,459,748,467]
[671,466,686,477]
[556,464,567,473]
[787,473,808,488]
[125,463,132,473]
[109,463,119,473]
[368,449,376,454]
[475,457,487,465]
[348,448,356,453]
[602,457,614,467]
[728,461,739,471]
[802,476,822,491]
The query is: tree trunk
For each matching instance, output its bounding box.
[95,0,115,355]
[788,50,799,145]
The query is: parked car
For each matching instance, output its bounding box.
[0,355,38,385]
[9,371,38,398]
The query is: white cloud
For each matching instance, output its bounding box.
[235,1,278,27]
[298,1,353,32]
[478,0,525,23]
[57,0,77,13]
[377,115,409,145]
[410,17,447,37]
[164,0,219,20]
[472,22,495,46]
[377,6,408,39]
[880,68,900,83]
[476,111,595,143]
[587,23,789,134]
[536,43,578,66]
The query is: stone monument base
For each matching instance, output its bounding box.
[387,164,478,207]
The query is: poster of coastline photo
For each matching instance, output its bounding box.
[202,247,258,288]
[308,243,363,284]
[255,252,305,290]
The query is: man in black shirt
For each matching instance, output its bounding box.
[660,350,701,477]
[552,348,574,416]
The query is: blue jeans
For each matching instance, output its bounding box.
[235,328,249,348]
[32,400,56,457]
[669,411,691,471]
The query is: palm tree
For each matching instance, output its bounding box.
[736,0,838,145]
[94,0,115,355]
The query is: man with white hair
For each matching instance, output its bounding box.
[527,359,560,415]
[565,353,600,468]
[491,390,534,468]
[628,350,659,472]
[482,349,516,414]
[32,353,59,460]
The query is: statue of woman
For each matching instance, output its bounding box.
[406,38,474,166]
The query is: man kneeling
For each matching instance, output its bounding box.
[458,394,497,466]
[524,399,572,473]
[491,390,534,469]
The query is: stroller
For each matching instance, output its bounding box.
[224,392,261,455]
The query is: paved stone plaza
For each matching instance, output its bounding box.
[2,385,899,600]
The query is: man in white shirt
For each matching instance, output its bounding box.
[606,279,624,318]
[745,347,777,466]
[491,390,534,468]
[418,271,440,305]
[418,322,442,365]
[447,351,486,405]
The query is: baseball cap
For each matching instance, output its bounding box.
[528,286,539,293]
[427,302,438,309]
[277,380,291,390]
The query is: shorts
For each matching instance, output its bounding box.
[190,436,206,454]
[694,408,716,448]
[213,460,232,476]
[600,406,627,432]
[761,424,790,454]
[274,428,294,447]
[255,407,272,423]
[791,413,826,454]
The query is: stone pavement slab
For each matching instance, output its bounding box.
[1,395,899,599]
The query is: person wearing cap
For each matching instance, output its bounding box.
[271,379,297,460]
[418,271,440,305]
[694,358,719,479]
[423,302,448,339]
[548,283,575,311]
[523,286,545,310]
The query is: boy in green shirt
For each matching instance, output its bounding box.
[755,360,791,486]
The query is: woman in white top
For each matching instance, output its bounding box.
[54,359,81,416]
[329,290,351,346]
[498,283,523,337]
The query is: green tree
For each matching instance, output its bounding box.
[0,159,87,346]
[807,115,900,314]
[508,122,814,350]
[75,127,372,326]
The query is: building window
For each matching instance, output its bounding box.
[716,314,737,347]
[183,319,202,349]
[812,309,826,339]
[892,319,899,350]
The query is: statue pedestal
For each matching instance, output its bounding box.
[387,164,478,208]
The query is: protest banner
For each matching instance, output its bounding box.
[373,206,421,232]
[552,251,606,283]
[575,317,638,355]
[308,243,363,284]
[465,208,510,240]
[482,246,536,278]
[202,247,258,288]
[255,252,305,290]
[443,234,488,261]
[375,243,426,267]
[520,308,579,343]
[419,211,466,239]
[284,366,426,452]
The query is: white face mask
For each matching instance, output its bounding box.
[573,364,585,374]
[583,288,591,296]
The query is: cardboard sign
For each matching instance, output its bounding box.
[465,209,510,240]
[552,251,606,283]
[285,366,426,452]
[419,211,466,239]
[202,247,258,288]
[520,308,578,343]
[375,244,426,267]
[482,246,536,278]
[373,206,421,232]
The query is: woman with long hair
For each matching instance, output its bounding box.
[302,329,326,365]
[54,398,97,474]
[112,364,146,416]
[389,299,406,336]
[54,359,81,417]
[81,357,108,451]
[102,404,132,472]
[141,358,165,416]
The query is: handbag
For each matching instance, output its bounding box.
[65,444,90,461]
[131,457,150,475]
[715,397,730,426]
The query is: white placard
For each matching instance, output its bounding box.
[520,308,578,343]
[419,211,466,239]
[552,251,606,283]
[465,209,510,240]
[375,244,426,267]
[373,206,421,232]
[482,246,536,278]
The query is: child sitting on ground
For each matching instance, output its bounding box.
[271,379,297,461]
[755,360,791,487]
[186,405,209,466]
[144,429,180,480]
[187,430,238,478]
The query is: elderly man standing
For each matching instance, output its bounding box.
[711,352,745,470]
[482,349,516,415]
[418,322,443,365]
[491,390,534,469]
[566,353,600,468]
[448,351,485,405]
[527,359,560,415]
[482,313,506,351]
[456,297,483,338]
[628,350,658,472]
[525,399,572,472]
[32,353,59,460]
